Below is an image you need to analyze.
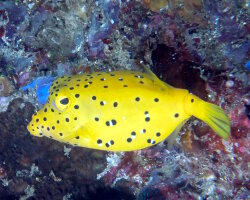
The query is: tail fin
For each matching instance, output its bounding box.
[184,93,230,139]
[196,101,230,139]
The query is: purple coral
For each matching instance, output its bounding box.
[87,0,120,59]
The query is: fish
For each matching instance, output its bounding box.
[27,69,230,151]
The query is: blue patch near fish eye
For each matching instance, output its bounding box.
[22,76,55,91]
[245,61,250,71]
[22,76,56,104]
[36,82,53,104]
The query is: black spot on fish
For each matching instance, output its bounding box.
[52,126,55,130]
[75,94,80,98]
[44,108,47,112]
[110,140,114,145]
[66,118,69,122]
[74,105,79,109]
[156,132,161,137]
[135,97,140,101]
[105,143,110,147]
[113,102,118,107]
[95,117,99,121]
[154,98,159,102]
[139,81,144,84]
[76,84,80,87]
[36,119,39,122]
[191,99,194,103]
[74,117,77,120]
[141,129,146,133]
[88,82,92,84]
[118,78,123,81]
[70,87,74,90]
[131,131,136,136]
[174,113,179,118]
[84,85,88,88]
[100,101,105,106]
[145,111,150,122]
[134,75,144,78]
[111,119,117,125]
[147,139,151,143]
[43,117,47,121]
[145,117,150,122]
[75,136,80,139]
[57,120,60,124]
[123,85,128,87]
[100,78,105,81]
[104,85,108,88]
[39,133,43,136]
[59,133,63,136]
[127,138,132,143]
[97,139,102,144]
[110,74,115,76]
[106,121,110,126]
[47,127,50,131]
[51,108,54,112]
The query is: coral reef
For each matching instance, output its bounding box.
[0,76,14,97]
[0,0,249,199]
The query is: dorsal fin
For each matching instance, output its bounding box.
[141,65,159,80]
[141,65,174,89]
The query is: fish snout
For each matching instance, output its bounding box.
[27,118,43,137]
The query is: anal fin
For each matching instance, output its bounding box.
[166,120,188,149]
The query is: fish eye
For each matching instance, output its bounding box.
[60,98,69,105]
[53,96,70,111]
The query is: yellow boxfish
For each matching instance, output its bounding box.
[27,69,230,151]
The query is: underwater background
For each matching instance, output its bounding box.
[0,0,249,199]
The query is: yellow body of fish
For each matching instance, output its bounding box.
[27,69,230,151]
